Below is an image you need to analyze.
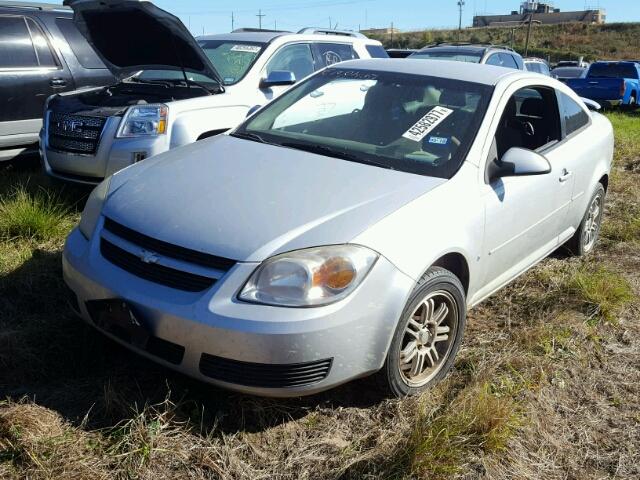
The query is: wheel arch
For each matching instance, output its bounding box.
[599,173,609,192]
[429,252,470,296]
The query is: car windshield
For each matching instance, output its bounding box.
[409,50,482,63]
[197,40,266,85]
[588,63,639,79]
[236,68,493,179]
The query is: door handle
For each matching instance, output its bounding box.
[50,78,67,87]
[559,168,573,183]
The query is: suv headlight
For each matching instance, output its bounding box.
[78,178,111,239]
[239,245,378,307]
[116,104,168,138]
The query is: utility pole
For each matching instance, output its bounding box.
[231,11,234,31]
[329,16,332,29]
[457,0,465,41]
[390,22,394,47]
[256,9,266,29]
[524,14,533,56]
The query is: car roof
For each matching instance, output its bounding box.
[0,0,71,14]
[334,59,523,86]
[198,31,289,43]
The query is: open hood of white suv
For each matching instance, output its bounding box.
[64,0,222,85]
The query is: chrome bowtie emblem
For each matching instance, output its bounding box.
[138,250,159,264]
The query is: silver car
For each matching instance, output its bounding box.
[63,59,614,397]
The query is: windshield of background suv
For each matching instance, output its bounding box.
[237,68,492,179]
[588,63,639,79]
[197,40,266,85]
[409,50,482,63]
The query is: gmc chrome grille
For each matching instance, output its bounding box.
[48,112,106,155]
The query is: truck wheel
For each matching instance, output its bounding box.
[566,183,606,256]
[380,267,466,397]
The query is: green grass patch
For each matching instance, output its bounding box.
[0,186,72,242]
[566,265,633,324]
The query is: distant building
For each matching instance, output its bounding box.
[360,27,400,35]
[473,1,606,27]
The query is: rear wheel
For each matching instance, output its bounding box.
[566,183,605,256]
[380,267,466,397]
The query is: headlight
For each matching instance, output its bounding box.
[116,104,168,138]
[78,177,111,239]
[239,245,378,307]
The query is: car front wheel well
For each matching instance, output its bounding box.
[599,174,609,192]
[430,253,470,295]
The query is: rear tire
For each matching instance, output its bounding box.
[566,183,606,256]
[379,267,466,398]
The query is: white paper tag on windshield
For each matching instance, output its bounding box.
[231,44,261,53]
[402,106,454,142]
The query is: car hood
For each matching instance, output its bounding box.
[64,0,222,84]
[103,136,446,262]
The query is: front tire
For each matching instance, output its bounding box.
[566,183,606,256]
[381,267,467,397]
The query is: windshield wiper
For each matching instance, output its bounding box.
[182,78,225,94]
[280,141,394,170]
[230,131,275,145]
[127,77,173,88]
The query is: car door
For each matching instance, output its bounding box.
[259,42,317,101]
[479,84,569,293]
[0,15,73,145]
[554,90,594,239]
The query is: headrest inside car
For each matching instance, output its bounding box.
[520,98,546,118]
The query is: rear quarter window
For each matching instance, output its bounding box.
[365,44,389,58]
[559,92,590,136]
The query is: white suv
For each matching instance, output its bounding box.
[40,0,386,184]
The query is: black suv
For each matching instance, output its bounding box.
[0,1,114,161]
[408,43,525,70]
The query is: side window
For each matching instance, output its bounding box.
[499,53,519,69]
[492,87,562,162]
[540,63,550,76]
[0,16,38,68]
[558,91,590,136]
[365,44,389,58]
[266,43,315,82]
[25,18,58,67]
[55,18,106,69]
[485,54,502,67]
[315,43,358,67]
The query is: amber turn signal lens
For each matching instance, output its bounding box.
[313,257,356,291]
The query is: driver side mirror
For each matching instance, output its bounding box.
[489,147,551,182]
[260,70,296,89]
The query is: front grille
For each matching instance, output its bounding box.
[103,217,236,271]
[48,112,106,154]
[100,238,217,292]
[199,354,333,388]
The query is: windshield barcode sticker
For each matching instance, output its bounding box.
[403,106,453,142]
[231,45,261,53]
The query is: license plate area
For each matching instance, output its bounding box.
[85,299,149,349]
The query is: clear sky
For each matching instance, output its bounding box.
[54,1,640,35]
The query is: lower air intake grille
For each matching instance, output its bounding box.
[100,238,216,292]
[199,354,333,388]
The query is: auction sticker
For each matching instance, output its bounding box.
[402,106,453,142]
[231,44,261,53]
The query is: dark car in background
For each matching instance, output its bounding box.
[386,48,417,58]
[551,66,587,84]
[0,1,114,161]
[409,43,525,70]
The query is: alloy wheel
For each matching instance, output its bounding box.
[582,192,603,252]
[398,290,459,387]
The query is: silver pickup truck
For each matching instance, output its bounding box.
[40,0,386,184]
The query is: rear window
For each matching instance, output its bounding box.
[588,63,639,79]
[365,45,389,58]
[410,50,482,63]
[55,18,106,69]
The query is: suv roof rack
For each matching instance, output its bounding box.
[297,27,367,39]
[424,42,515,52]
[232,28,290,34]
[0,1,69,10]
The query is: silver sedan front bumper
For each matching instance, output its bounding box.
[62,226,415,397]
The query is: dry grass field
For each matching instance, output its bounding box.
[373,22,640,62]
[0,112,638,479]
